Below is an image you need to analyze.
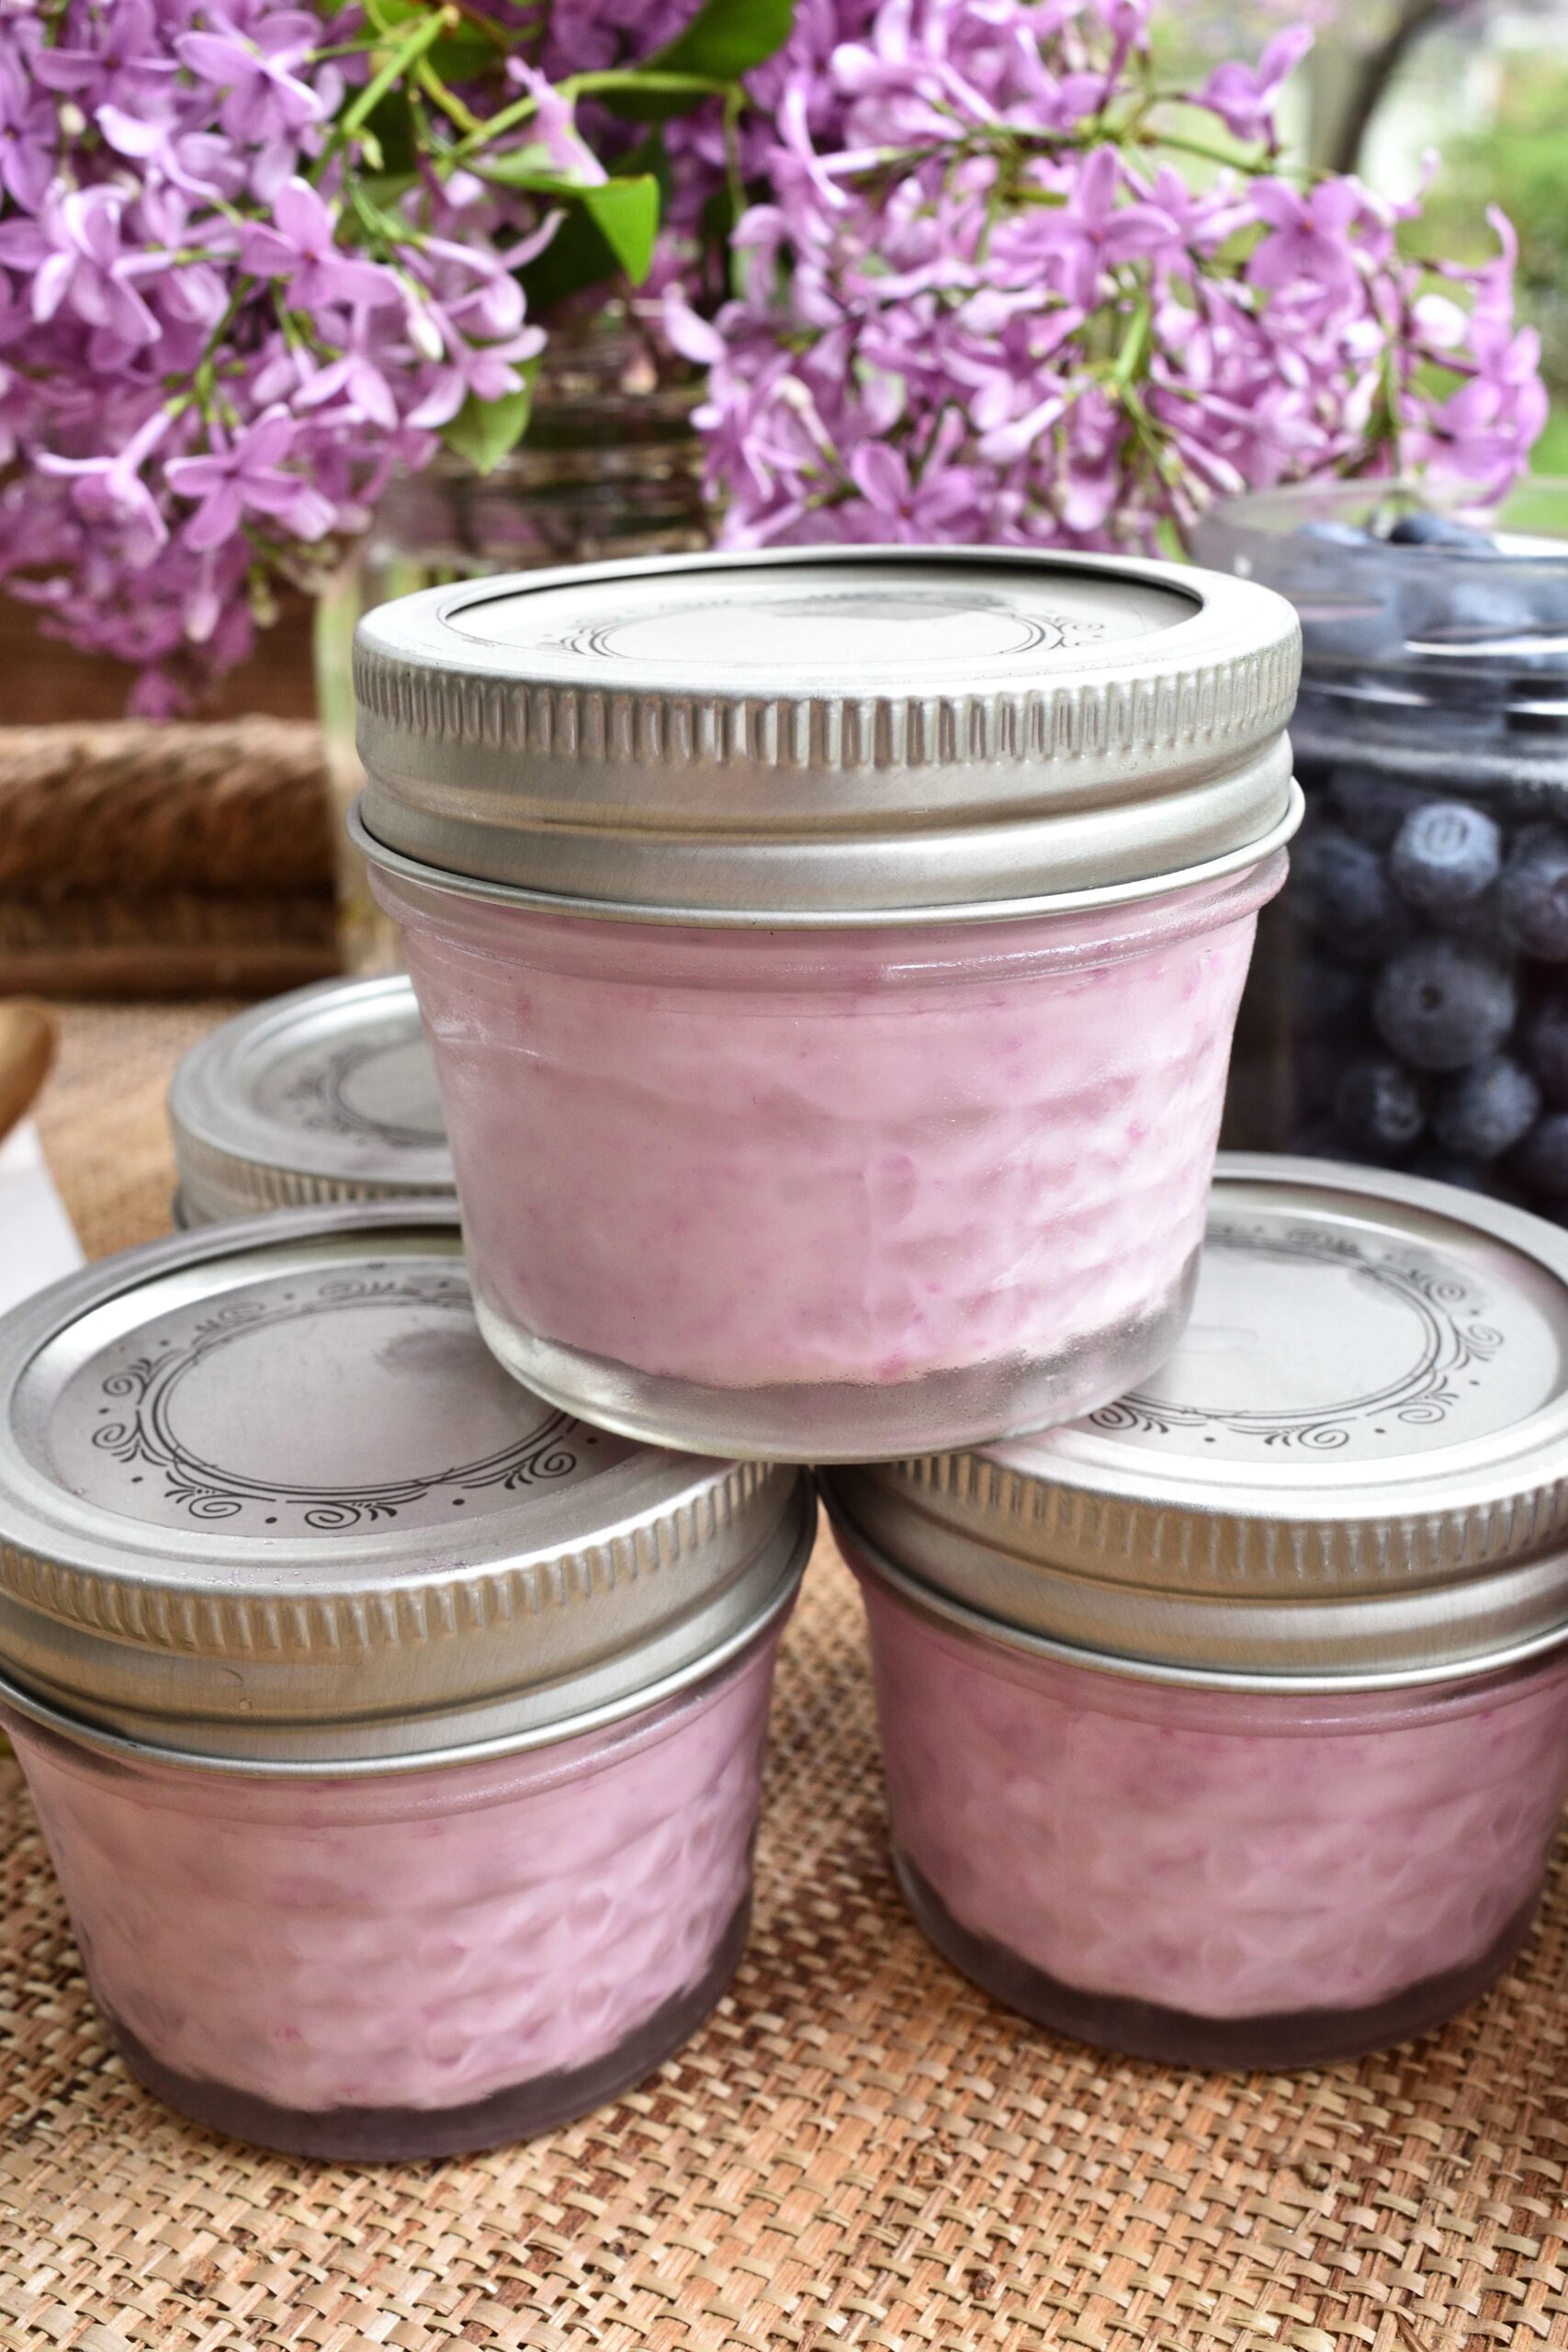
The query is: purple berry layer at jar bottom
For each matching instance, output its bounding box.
[853,1564,1568,2067]
[896,1855,1539,2071]
[6,1631,783,2156]
[101,1896,751,2162]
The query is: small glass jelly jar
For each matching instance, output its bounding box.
[827,1154,1568,2068]
[4,1630,783,2161]
[373,863,1283,1464]
[353,547,1301,1464]
[168,974,453,1226]
[847,1569,1568,2069]
[0,1202,810,2158]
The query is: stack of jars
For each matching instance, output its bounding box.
[4,544,1568,2159]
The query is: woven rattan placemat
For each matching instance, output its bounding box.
[6,1003,1568,2351]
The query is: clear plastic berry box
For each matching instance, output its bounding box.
[1194,481,1568,1204]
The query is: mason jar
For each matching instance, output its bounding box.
[353,547,1302,1464]
[169,975,453,1225]
[0,1203,809,2157]
[825,1155,1568,2067]
[1195,481,1568,1204]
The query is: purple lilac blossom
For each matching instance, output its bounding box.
[0,0,568,709]
[0,0,1545,708]
[670,0,1544,556]
[1195,27,1313,145]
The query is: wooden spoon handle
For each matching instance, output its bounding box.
[0,1001,58,1149]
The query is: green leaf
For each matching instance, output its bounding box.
[604,0,794,119]
[578,175,660,285]
[440,370,538,476]
[514,162,664,310]
[517,203,617,312]
[652,0,794,82]
[626,126,674,213]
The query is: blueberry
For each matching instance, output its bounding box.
[1498,824,1568,960]
[1333,1057,1426,1157]
[1296,519,1371,548]
[1386,511,1495,550]
[1292,827,1409,961]
[1373,940,1517,1072]
[1328,764,1431,851]
[1525,994,1568,1106]
[1510,1114,1568,1200]
[1389,801,1502,916]
[1432,1056,1540,1160]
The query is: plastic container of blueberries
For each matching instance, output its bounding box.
[1195,479,1568,1214]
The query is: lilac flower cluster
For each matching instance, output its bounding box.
[0,2,612,710]
[668,0,1546,554]
[0,0,1544,706]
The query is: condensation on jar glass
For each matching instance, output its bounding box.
[0,1202,810,2159]
[1196,480,1568,1204]
[824,1156,1568,2070]
[350,547,1303,1466]
[168,974,454,1225]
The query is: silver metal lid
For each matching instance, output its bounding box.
[0,1202,810,1770]
[168,978,454,1226]
[826,1156,1568,1688]
[353,546,1303,922]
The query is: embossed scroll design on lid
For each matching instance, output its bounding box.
[91,1269,589,1531]
[1089,1218,1505,1453]
[280,1036,446,1152]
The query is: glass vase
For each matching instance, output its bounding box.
[315,310,710,975]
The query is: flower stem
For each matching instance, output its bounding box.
[451,68,732,160]
[1128,126,1260,173]
[341,6,459,145]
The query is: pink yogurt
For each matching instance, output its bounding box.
[852,1562,1568,2067]
[377,854,1284,1464]
[6,1629,783,2161]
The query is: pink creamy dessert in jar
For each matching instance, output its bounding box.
[0,1203,809,2158]
[827,1158,1568,2067]
[351,548,1302,1463]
